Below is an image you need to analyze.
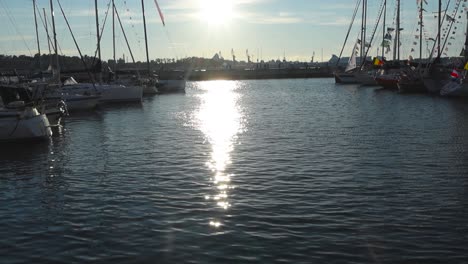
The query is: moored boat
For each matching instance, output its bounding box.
[0,87,52,142]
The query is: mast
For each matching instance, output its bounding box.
[419,0,423,61]
[393,0,400,61]
[141,0,151,76]
[438,0,441,58]
[94,0,102,83]
[397,0,400,61]
[33,0,41,70]
[465,10,468,60]
[43,8,52,56]
[50,0,60,83]
[112,0,116,78]
[382,0,386,59]
[361,0,366,62]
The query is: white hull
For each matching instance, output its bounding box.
[63,94,99,111]
[355,72,377,86]
[157,79,186,93]
[334,72,358,84]
[0,108,52,141]
[143,85,158,95]
[62,83,142,103]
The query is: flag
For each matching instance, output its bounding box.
[464,62,468,70]
[154,0,165,26]
[451,69,460,79]
[373,57,380,65]
[373,57,384,66]
[446,15,455,22]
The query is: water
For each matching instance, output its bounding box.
[1,79,467,263]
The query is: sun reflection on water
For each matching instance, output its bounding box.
[196,80,244,227]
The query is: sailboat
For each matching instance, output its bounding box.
[334,0,364,84]
[375,0,402,90]
[0,85,52,142]
[422,0,466,96]
[397,0,428,93]
[149,0,186,93]
[28,0,99,114]
[335,39,360,84]
[437,8,468,97]
[47,0,142,104]
[354,0,388,86]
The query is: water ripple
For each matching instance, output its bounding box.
[1,79,468,263]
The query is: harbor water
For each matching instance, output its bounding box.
[1,78,467,263]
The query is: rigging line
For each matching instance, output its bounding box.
[122,0,144,54]
[426,0,454,67]
[113,2,140,78]
[440,0,463,56]
[56,0,97,91]
[361,0,386,68]
[39,4,66,57]
[336,0,362,67]
[35,2,55,55]
[164,28,181,60]
[0,0,33,56]
[92,0,112,67]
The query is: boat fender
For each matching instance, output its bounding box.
[57,100,69,116]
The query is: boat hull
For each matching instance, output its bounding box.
[0,108,52,142]
[355,72,378,86]
[375,76,399,90]
[62,84,142,103]
[157,80,186,93]
[440,80,468,97]
[64,95,100,111]
[334,73,358,84]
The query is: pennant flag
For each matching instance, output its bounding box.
[451,69,460,79]
[154,0,165,26]
[464,62,468,70]
[446,15,455,22]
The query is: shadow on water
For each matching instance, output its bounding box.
[0,140,51,162]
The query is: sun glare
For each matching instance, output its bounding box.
[198,0,234,25]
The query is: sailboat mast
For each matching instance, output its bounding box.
[438,0,441,58]
[393,0,400,61]
[465,11,468,60]
[94,0,102,83]
[141,0,151,76]
[33,0,41,70]
[382,0,386,59]
[360,0,365,62]
[50,0,60,83]
[43,8,52,55]
[363,0,367,63]
[396,0,400,61]
[419,0,424,60]
[112,0,116,78]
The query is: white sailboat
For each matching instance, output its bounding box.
[0,86,52,142]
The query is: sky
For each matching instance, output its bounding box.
[0,0,466,62]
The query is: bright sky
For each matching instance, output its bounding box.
[0,0,466,62]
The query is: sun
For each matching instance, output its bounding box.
[198,0,234,25]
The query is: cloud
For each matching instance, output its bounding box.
[0,35,34,42]
[241,12,303,24]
